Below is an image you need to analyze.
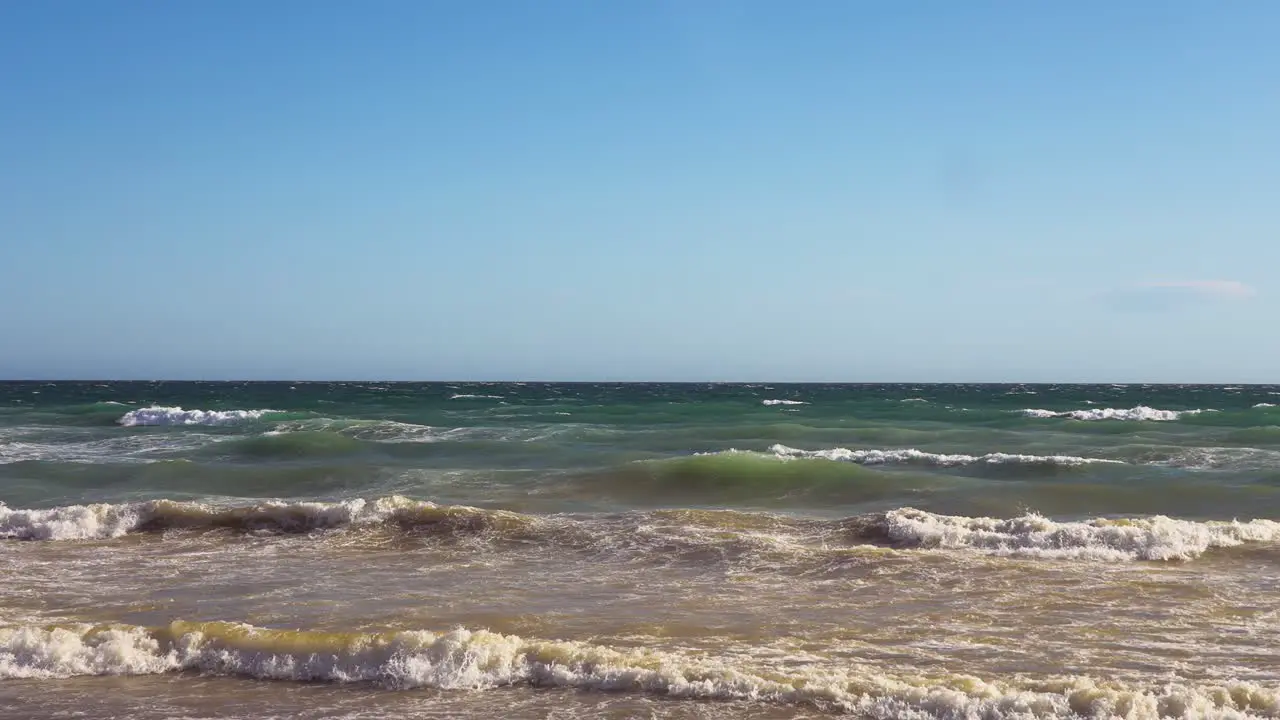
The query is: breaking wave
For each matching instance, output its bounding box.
[1,621,1277,718]
[762,399,806,406]
[118,407,282,427]
[1019,406,1206,421]
[5,496,1278,564]
[0,496,531,541]
[769,444,1120,468]
[848,508,1280,561]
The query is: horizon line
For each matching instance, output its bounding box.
[2,378,1277,386]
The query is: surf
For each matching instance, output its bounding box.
[117,406,285,427]
[847,507,1280,561]
[5,496,1278,564]
[2,620,1276,718]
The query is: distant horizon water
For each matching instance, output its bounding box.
[7,378,1280,385]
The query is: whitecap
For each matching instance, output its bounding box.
[1019,406,1200,421]
[769,444,1119,468]
[872,507,1280,562]
[117,406,280,427]
[1,621,1277,719]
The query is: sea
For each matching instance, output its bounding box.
[4,381,1280,719]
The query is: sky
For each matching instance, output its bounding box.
[1,1,1277,382]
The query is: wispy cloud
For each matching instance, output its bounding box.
[1137,280,1257,299]
[1102,280,1257,312]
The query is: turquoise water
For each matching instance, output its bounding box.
[4,382,1280,718]
[4,381,1280,515]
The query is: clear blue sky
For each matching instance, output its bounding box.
[1,1,1276,382]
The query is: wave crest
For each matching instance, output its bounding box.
[769,444,1118,468]
[2,621,1277,718]
[0,496,531,541]
[7,497,1279,565]
[117,406,280,427]
[852,508,1280,561]
[1020,406,1201,421]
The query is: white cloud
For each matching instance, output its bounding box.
[1139,280,1257,299]
[1100,280,1258,312]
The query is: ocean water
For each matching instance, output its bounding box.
[4,382,1280,719]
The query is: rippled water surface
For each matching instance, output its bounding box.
[4,382,1280,718]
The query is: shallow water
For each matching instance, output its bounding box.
[4,382,1280,718]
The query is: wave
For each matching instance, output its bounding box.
[849,508,1280,561]
[761,399,806,406]
[609,451,930,504]
[1149,446,1280,472]
[118,406,281,427]
[2,621,1277,718]
[266,417,488,444]
[0,498,867,579]
[0,434,202,465]
[0,496,532,541]
[221,424,582,458]
[769,444,1119,468]
[450,394,504,400]
[0,497,836,569]
[7,496,1278,565]
[1255,403,1276,409]
[1020,406,1202,421]
[224,430,371,458]
[3,421,583,465]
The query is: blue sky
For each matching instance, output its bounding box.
[1,1,1276,382]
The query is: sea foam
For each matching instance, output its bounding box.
[769,444,1119,468]
[865,508,1280,561]
[0,496,528,541]
[1020,406,1201,421]
[6,497,1278,564]
[117,406,280,427]
[1,621,1276,718]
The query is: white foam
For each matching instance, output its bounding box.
[117,406,280,427]
[1157,447,1280,471]
[0,502,147,540]
[1020,406,1201,421]
[770,444,1118,468]
[762,399,806,406]
[0,496,494,541]
[339,420,443,443]
[450,394,504,400]
[878,508,1280,561]
[0,430,215,465]
[0,440,147,465]
[10,495,1280,568]
[2,622,1277,718]
[1254,403,1276,409]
